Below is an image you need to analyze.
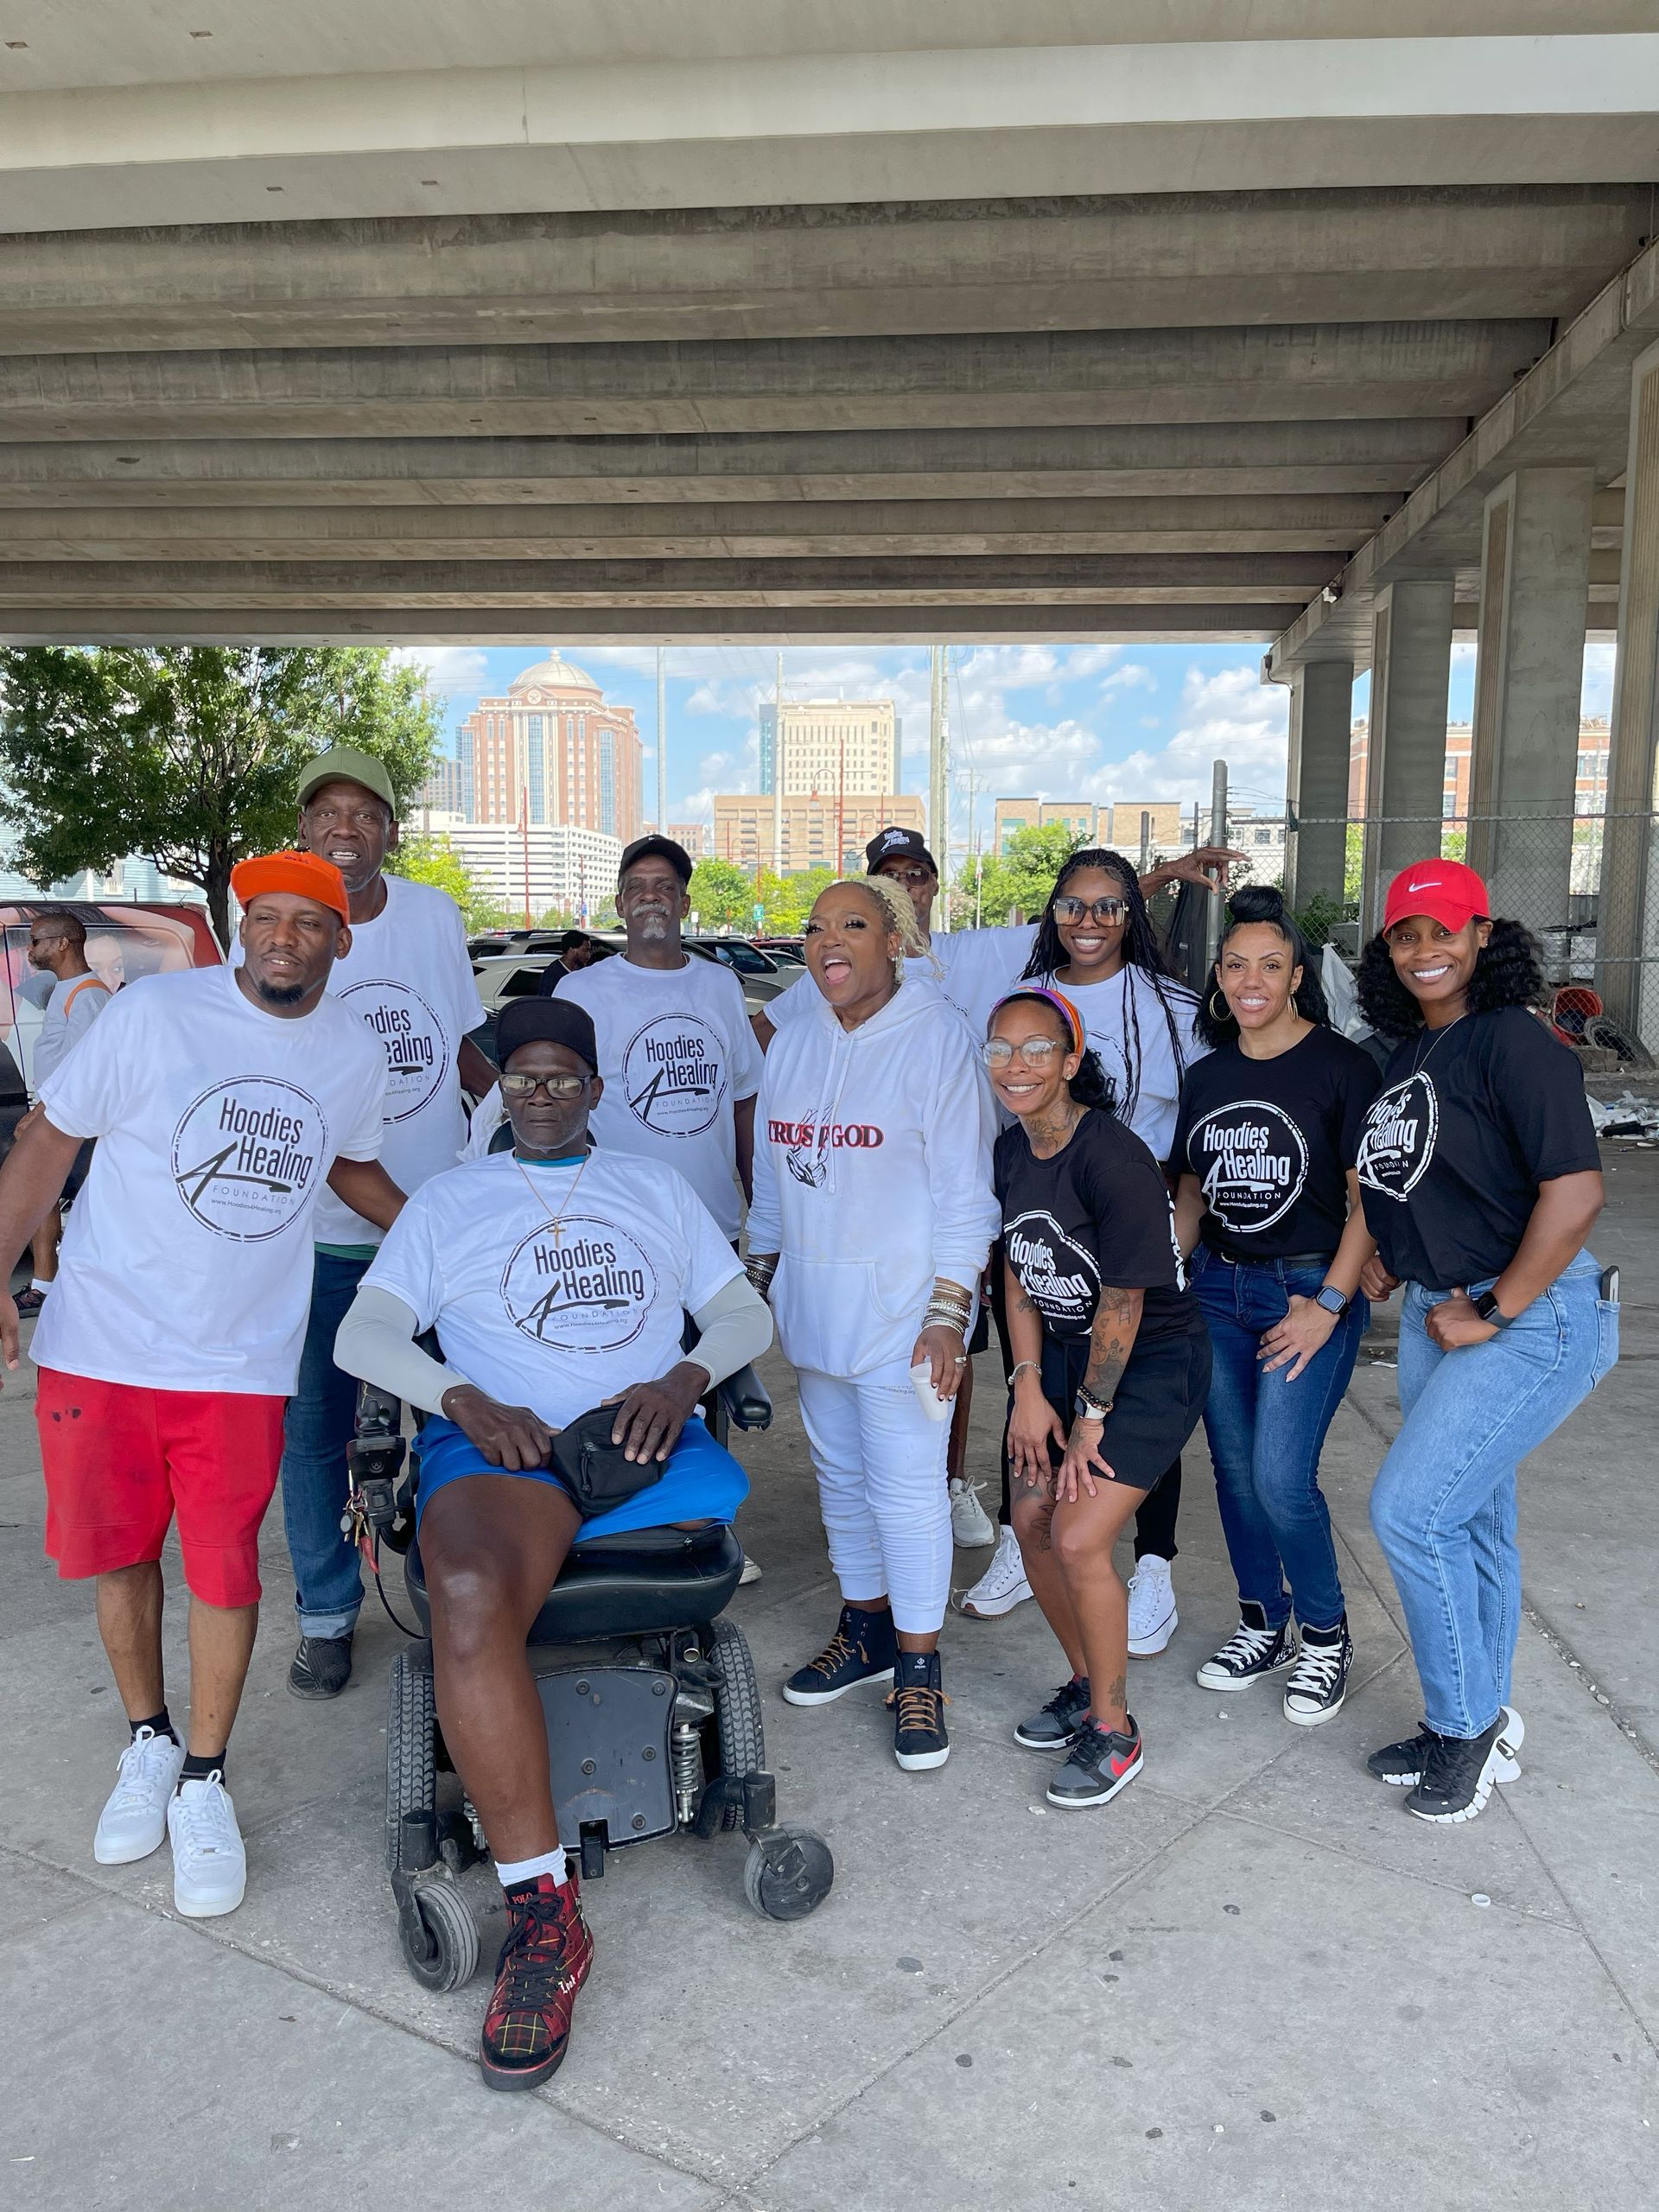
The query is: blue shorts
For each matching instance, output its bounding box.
[412,1412,749,1544]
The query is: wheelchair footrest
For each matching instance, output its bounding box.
[536,1662,677,1853]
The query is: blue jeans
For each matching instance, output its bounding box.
[1193,1251,1365,1634]
[279,1249,373,1639]
[1369,1250,1618,1741]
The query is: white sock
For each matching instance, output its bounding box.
[495,1847,569,1891]
[29,1279,50,1295]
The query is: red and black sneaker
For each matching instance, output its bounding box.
[479,1871,594,2093]
[1046,1715,1144,1808]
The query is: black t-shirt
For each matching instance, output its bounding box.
[1172,1025,1380,1262]
[1357,1005,1600,1289]
[994,1107,1199,1346]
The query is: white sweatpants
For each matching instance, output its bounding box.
[794,1362,953,1635]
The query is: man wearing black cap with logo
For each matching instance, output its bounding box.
[334,993,772,2089]
[279,743,493,1702]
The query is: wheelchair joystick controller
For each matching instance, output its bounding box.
[346,1382,409,1544]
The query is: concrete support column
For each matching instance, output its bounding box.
[1281,658,1354,914]
[1465,466,1594,934]
[1359,578,1455,933]
[1601,340,1659,1039]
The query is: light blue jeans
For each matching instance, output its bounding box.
[1369,1251,1618,1740]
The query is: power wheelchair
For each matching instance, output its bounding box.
[350,1354,834,1995]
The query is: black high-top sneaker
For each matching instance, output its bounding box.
[1282,1619,1352,1727]
[887,1649,950,1770]
[783,1604,898,1707]
[1194,1602,1298,1692]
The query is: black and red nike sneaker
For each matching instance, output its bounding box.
[480,1871,594,2092]
[1046,1715,1144,1808]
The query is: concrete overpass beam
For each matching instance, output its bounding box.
[1283,659,1356,912]
[1465,466,1594,934]
[1600,342,1659,1035]
[1359,579,1456,931]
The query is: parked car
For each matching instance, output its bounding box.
[753,937,805,966]
[470,931,791,1061]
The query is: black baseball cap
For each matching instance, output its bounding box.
[618,834,693,886]
[495,996,600,1072]
[865,825,938,876]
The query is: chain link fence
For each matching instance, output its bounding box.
[1286,807,1659,1059]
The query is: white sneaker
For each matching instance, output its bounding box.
[948,1477,996,1548]
[1127,1555,1178,1657]
[739,1553,763,1586]
[166,1771,247,1918]
[957,1524,1032,1618]
[92,1726,186,1865]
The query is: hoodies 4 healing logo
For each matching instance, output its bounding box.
[172,1077,326,1240]
[622,1015,727,1137]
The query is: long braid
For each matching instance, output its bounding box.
[1021,848,1195,1126]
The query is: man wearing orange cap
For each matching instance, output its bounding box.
[0,851,403,1920]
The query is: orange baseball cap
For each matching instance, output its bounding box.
[231,849,351,926]
[1382,858,1491,936]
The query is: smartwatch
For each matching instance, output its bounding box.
[1074,1387,1111,1423]
[1471,1288,1513,1329]
[1313,1285,1350,1318]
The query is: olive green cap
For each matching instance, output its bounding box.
[296,743,396,811]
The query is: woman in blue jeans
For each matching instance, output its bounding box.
[1173,887,1381,1726]
[1354,858,1617,1825]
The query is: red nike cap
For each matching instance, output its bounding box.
[1382,858,1491,936]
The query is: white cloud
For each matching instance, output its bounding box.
[389,645,488,697]
[1083,662,1289,811]
[1101,663,1154,694]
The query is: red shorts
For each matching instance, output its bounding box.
[36,1368,286,1609]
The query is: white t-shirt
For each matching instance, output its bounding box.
[33,967,386,1395]
[552,952,760,1241]
[1039,965,1208,1162]
[237,874,485,1249]
[363,1150,744,1428]
[33,971,113,1088]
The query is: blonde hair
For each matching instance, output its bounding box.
[819,874,943,981]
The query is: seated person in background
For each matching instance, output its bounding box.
[334,995,772,2094]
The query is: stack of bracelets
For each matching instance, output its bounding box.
[924,1279,974,1349]
[745,1252,779,1299]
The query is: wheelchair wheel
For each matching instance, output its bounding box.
[386,1646,435,1872]
[704,1617,765,1833]
[744,1825,835,1921]
[400,1877,480,1993]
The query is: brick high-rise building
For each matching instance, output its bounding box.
[759,698,900,798]
[458,651,642,841]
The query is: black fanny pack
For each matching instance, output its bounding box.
[551,1404,660,1520]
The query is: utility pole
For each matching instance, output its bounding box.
[772,650,785,878]
[1206,759,1229,968]
[655,647,667,837]
[929,644,950,931]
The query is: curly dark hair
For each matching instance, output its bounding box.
[1196,884,1332,1046]
[991,988,1117,1112]
[1356,916,1545,1039]
[1020,848,1195,1125]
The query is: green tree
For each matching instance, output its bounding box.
[952,821,1085,925]
[385,831,502,931]
[687,856,758,931]
[0,645,440,944]
[755,863,836,933]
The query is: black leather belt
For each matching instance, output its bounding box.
[1218,1250,1336,1270]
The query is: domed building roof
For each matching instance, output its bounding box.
[507,652,601,698]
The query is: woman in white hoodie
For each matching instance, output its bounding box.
[747,877,999,1772]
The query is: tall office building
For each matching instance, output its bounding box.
[759,698,900,798]
[458,651,643,841]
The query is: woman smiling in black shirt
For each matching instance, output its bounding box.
[1355,860,1617,1825]
[990,988,1210,1811]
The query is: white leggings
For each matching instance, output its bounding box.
[794,1362,952,1635]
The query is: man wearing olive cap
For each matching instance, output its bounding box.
[0,850,404,1920]
[276,744,492,1704]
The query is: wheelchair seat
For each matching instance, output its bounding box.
[404,1519,746,1644]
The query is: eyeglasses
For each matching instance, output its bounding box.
[982,1037,1065,1070]
[499,1071,591,1101]
[876,866,934,888]
[1052,894,1128,926]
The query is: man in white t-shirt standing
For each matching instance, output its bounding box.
[0,850,398,1918]
[16,908,111,1315]
[280,744,492,1702]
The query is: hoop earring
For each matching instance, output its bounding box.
[1208,986,1230,1023]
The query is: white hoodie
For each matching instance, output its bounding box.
[748,979,999,1378]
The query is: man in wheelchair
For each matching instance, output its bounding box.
[334,995,772,2090]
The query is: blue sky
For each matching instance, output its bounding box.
[393,637,1618,846]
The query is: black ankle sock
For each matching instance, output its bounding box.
[130,1708,179,1745]
[179,1750,227,1788]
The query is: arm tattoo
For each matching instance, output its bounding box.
[1082,1285,1141,1409]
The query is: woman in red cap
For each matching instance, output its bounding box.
[1352,859,1618,1824]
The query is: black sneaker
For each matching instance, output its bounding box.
[1046,1716,1144,1808]
[1194,1602,1298,1692]
[782,1605,897,1707]
[1282,1621,1352,1727]
[1369,1707,1523,1789]
[287,1634,353,1700]
[887,1650,950,1771]
[1014,1675,1091,1751]
[1405,1715,1514,1824]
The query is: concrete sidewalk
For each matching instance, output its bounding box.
[3,1154,1658,2211]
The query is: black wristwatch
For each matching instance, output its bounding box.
[1313,1284,1350,1318]
[1471,1288,1514,1329]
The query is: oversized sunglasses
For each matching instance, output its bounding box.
[1052,894,1128,925]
